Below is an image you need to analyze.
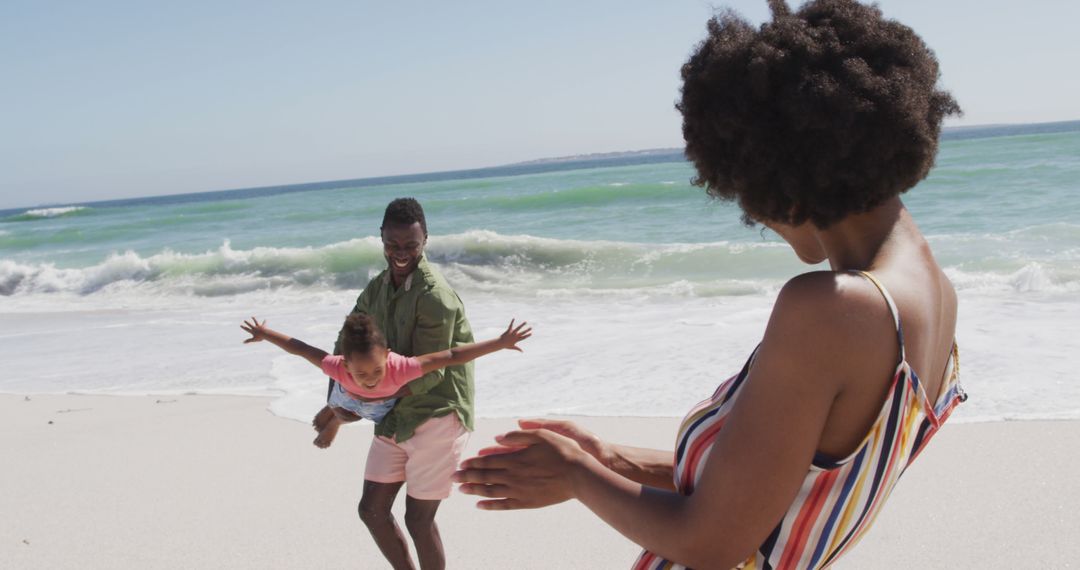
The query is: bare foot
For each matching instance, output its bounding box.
[312,406,335,432]
[313,417,341,449]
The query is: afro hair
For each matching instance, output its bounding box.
[678,0,961,228]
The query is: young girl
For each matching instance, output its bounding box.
[241,313,530,447]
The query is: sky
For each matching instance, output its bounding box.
[1,0,1078,209]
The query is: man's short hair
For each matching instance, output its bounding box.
[381,198,428,235]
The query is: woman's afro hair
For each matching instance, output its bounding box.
[678,0,961,228]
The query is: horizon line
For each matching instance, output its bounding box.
[4,118,1078,215]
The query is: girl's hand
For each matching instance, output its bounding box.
[453,428,590,510]
[240,317,269,343]
[498,319,533,352]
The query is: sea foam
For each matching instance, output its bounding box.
[0,233,798,297]
[7,206,90,221]
[2,280,1076,425]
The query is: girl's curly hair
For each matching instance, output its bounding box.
[678,0,961,228]
[339,313,387,359]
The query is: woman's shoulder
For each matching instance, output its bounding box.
[773,271,892,323]
[763,271,899,381]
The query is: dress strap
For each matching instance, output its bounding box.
[851,270,907,363]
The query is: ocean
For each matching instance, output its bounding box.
[2,121,1078,424]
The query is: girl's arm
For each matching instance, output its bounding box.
[415,319,531,375]
[241,317,328,369]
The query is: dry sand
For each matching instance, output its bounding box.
[3,394,1077,569]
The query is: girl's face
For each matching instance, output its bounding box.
[345,347,390,390]
[763,220,827,265]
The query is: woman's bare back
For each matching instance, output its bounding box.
[815,214,958,460]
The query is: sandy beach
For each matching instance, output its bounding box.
[4,1,1079,568]
[3,394,1078,569]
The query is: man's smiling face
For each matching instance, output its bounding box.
[382,221,426,286]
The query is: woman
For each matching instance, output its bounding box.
[453,1,966,568]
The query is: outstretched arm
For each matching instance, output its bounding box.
[415,319,531,375]
[241,317,328,370]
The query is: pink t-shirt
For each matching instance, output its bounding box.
[321,352,423,399]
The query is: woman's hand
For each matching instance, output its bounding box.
[497,319,533,352]
[240,317,269,343]
[517,419,676,490]
[453,428,595,510]
[516,418,614,468]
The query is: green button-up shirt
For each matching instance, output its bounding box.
[344,256,474,442]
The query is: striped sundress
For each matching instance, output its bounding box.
[633,271,966,570]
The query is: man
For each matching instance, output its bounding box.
[323,197,474,570]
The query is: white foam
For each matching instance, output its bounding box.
[3,280,1075,425]
[0,238,380,296]
[1010,263,1053,292]
[3,222,1079,425]
[7,229,1072,300]
[945,263,1078,294]
[0,233,801,298]
[22,206,87,218]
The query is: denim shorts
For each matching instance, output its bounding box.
[328,381,397,423]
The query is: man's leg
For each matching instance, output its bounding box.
[398,414,469,570]
[358,480,415,570]
[404,496,445,570]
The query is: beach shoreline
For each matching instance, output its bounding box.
[3,393,1077,569]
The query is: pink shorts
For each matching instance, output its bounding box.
[364,413,470,500]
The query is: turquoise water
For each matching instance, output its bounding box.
[1,122,1078,422]
[3,125,1078,288]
